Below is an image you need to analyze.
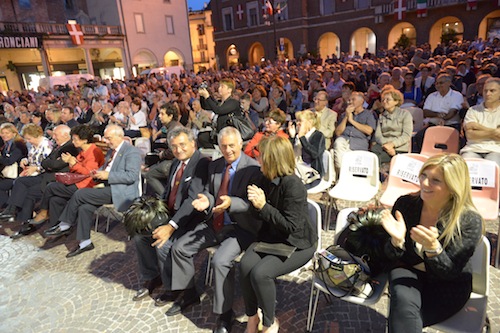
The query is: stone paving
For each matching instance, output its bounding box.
[0,200,499,333]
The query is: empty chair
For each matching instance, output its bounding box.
[327,151,379,230]
[307,150,335,195]
[429,236,491,333]
[379,154,428,208]
[134,137,151,162]
[306,207,388,332]
[420,126,459,156]
[404,106,424,133]
[464,158,499,221]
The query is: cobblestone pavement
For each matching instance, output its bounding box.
[0,199,499,333]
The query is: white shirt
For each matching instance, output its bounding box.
[423,89,463,125]
[461,103,500,154]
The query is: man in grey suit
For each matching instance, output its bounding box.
[45,124,142,258]
[166,126,263,333]
[132,126,210,304]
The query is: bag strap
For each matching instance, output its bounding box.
[313,252,358,298]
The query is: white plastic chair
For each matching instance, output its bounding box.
[199,146,222,161]
[306,207,388,333]
[307,150,335,195]
[134,137,151,162]
[403,106,424,133]
[464,158,500,221]
[327,151,380,230]
[429,236,491,333]
[379,154,428,208]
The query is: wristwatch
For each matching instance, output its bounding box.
[424,243,443,254]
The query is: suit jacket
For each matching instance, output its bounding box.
[104,141,142,212]
[200,96,241,132]
[203,153,264,239]
[162,150,210,231]
[40,140,80,191]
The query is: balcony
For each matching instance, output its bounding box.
[197,44,208,50]
[0,22,123,36]
[374,0,469,16]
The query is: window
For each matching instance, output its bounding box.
[247,1,259,27]
[19,0,31,9]
[165,15,174,34]
[197,24,205,36]
[201,51,207,63]
[222,7,233,31]
[134,13,145,33]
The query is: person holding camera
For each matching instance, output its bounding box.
[198,79,241,134]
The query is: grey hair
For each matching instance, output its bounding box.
[167,126,196,146]
[218,126,242,145]
[105,124,125,137]
[54,124,71,137]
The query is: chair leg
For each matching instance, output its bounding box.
[306,283,321,332]
[105,214,111,233]
[205,253,213,286]
[94,212,99,232]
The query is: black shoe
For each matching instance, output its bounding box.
[44,226,71,237]
[213,310,235,333]
[66,243,95,258]
[27,217,48,225]
[154,292,179,307]
[165,290,200,316]
[132,276,162,301]
[0,213,15,222]
[10,223,35,239]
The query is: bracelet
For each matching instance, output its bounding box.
[424,243,443,254]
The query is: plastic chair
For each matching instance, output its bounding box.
[134,137,151,162]
[305,207,388,333]
[327,151,380,230]
[429,236,491,333]
[464,158,500,221]
[379,154,428,208]
[288,199,323,277]
[420,126,459,156]
[205,199,321,285]
[199,146,222,161]
[307,150,335,195]
[403,106,424,133]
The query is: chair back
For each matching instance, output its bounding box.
[465,158,500,220]
[420,126,459,156]
[404,106,424,133]
[470,236,490,296]
[134,137,151,162]
[322,150,335,182]
[333,207,358,244]
[307,199,322,252]
[380,154,428,208]
[329,151,379,202]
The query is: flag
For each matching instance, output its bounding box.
[236,4,244,20]
[417,0,427,17]
[66,23,84,45]
[262,0,273,17]
[467,0,477,10]
[394,0,406,21]
[275,1,287,14]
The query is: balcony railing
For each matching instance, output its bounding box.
[0,22,123,36]
[375,0,470,16]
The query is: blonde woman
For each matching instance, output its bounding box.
[381,154,483,332]
[288,110,325,189]
[372,88,413,165]
[0,123,27,208]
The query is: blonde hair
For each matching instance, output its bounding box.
[258,136,295,180]
[418,153,481,247]
[295,110,319,129]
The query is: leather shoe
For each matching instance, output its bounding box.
[44,226,71,237]
[0,213,15,222]
[27,217,47,225]
[165,291,200,316]
[132,276,162,301]
[213,311,235,333]
[154,292,178,307]
[10,224,35,239]
[66,243,95,258]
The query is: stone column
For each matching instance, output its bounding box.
[83,48,95,76]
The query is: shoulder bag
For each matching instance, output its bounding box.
[226,113,256,141]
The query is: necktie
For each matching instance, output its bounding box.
[167,162,185,212]
[103,149,116,170]
[213,165,231,232]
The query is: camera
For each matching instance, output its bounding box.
[199,81,208,90]
[86,80,98,88]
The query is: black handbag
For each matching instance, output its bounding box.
[123,196,171,236]
[314,245,372,297]
[226,113,255,141]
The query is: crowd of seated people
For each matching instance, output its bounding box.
[0,37,498,332]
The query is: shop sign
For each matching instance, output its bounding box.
[0,34,42,49]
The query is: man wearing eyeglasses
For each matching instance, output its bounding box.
[313,91,337,149]
[414,73,463,152]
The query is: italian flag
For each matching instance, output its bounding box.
[417,0,427,17]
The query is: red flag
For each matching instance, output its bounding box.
[394,0,406,21]
[236,4,244,20]
[417,0,427,18]
[66,23,84,45]
[467,0,477,10]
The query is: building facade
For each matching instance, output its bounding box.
[210,0,500,68]
[189,6,216,73]
[0,0,192,92]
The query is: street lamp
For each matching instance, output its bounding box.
[263,1,287,61]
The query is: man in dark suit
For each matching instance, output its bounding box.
[6,125,79,238]
[44,124,141,257]
[166,126,263,333]
[132,126,210,304]
[60,106,79,129]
